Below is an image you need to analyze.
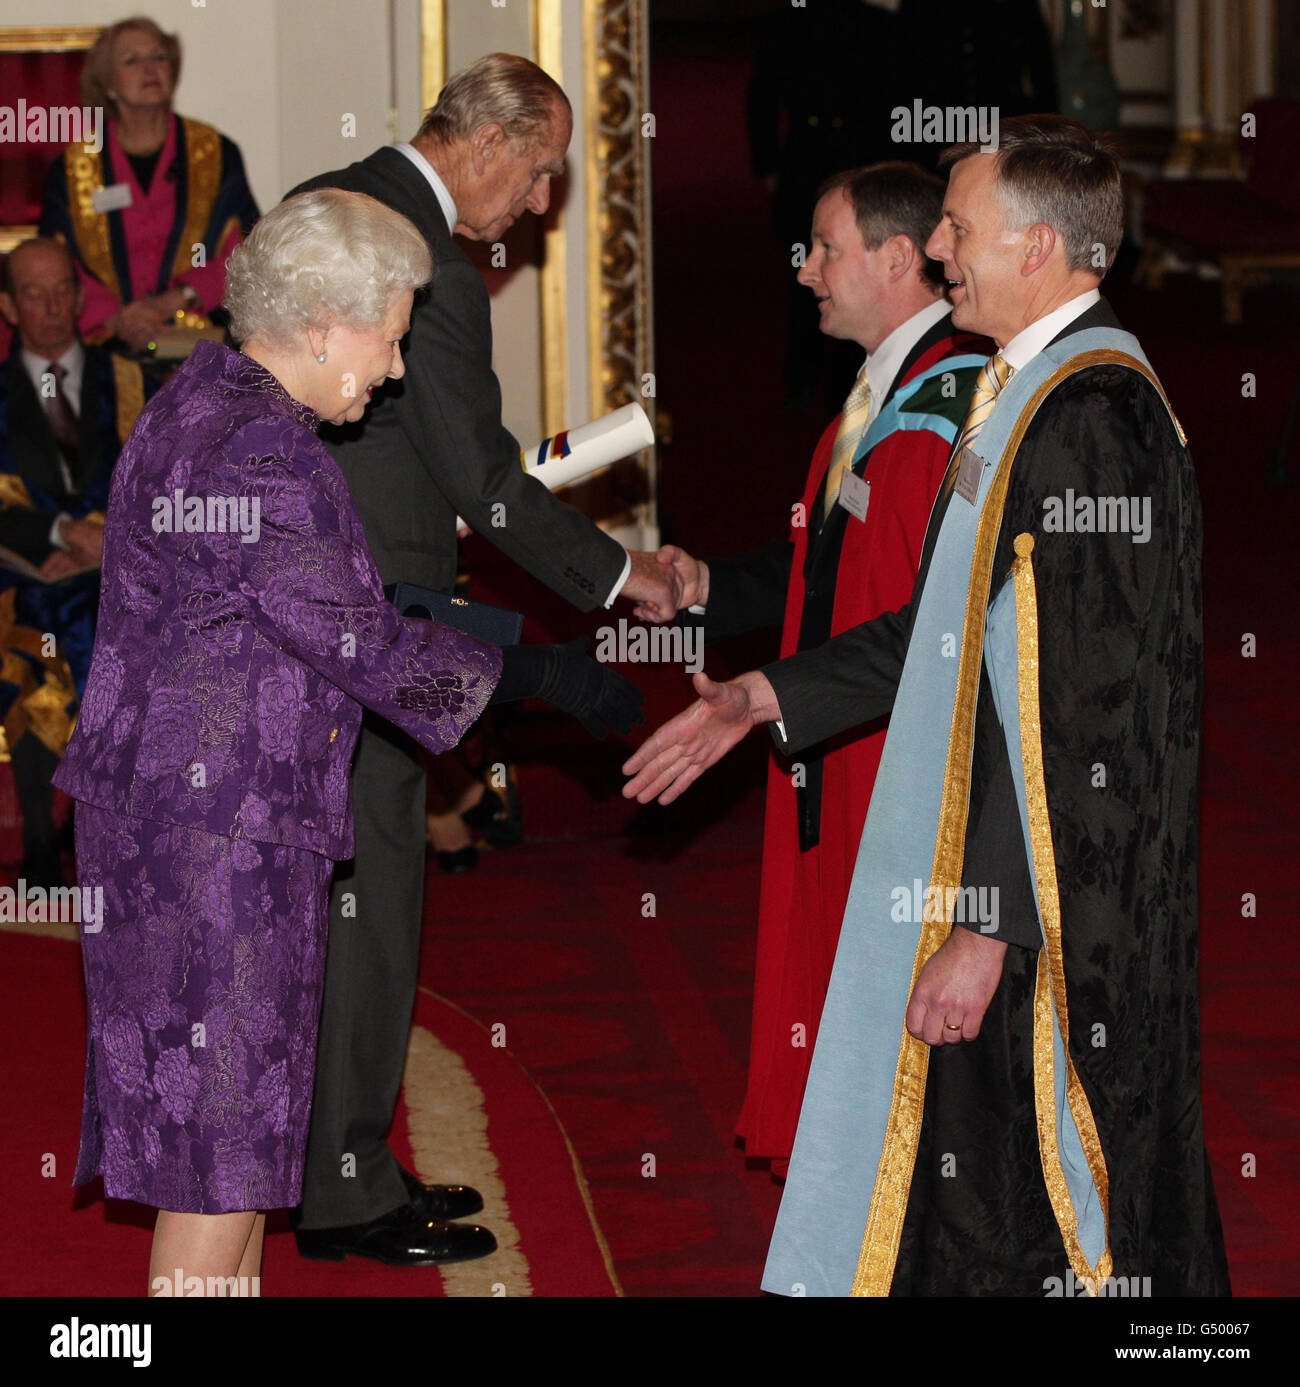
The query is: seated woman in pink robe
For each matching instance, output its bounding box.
[40,15,259,353]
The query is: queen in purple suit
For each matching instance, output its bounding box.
[52,188,640,1295]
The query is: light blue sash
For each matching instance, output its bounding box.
[762,326,1172,1297]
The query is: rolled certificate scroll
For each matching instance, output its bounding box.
[521,403,655,486]
[457,403,654,534]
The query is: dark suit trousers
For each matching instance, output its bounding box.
[296,713,427,1228]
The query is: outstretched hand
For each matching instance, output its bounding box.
[622,668,780,804]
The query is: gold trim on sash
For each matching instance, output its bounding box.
[852,348,1182,1295]
[64,142,122,303]
[1012,532,1113,1293]
[172,118,222,284]
[111,354,146,443]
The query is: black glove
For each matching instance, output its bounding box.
[488,637,644,739]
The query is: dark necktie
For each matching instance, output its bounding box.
[44,360,80,494]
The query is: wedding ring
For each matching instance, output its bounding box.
[944,1022,961,1031]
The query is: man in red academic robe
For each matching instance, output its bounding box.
[645,163,987,1176]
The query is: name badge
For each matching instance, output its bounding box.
[837,471,871,522]
[92,183,133,214]
[953,447,985,505]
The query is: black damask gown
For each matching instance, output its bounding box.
[892,365,1230,1297]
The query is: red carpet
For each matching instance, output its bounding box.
[0,929,615,1297]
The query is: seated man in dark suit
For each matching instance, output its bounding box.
[0,235,148,886]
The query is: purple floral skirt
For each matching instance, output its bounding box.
[73,803,333,1213]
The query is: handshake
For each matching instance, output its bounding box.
[624,546,709,623]
[487,545,707,743]
[491,542,779,803]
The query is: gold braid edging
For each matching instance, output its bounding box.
[851,348,1177,1295]
[1012,532,1113,1293]
[111,354,146,443]
[851,374,1027,1296]
[65,141,121,304]
[171,118,221,284]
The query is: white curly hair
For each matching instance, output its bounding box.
[223,188,432,348]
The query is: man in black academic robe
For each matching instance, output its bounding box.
[625,117,1230,1296]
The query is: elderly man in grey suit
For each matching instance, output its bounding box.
[290,53,675,1266]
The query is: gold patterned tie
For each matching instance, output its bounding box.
[943,351,1014,496]
[823,372,873,519]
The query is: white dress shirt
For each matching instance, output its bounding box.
[22,341,84,420]
[860,295,952,429]
[392,145,631,606]
[394,143,458,234]
[1000,288,1100,372]
[21,341,85,547]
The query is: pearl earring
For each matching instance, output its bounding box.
[316,352,327,363]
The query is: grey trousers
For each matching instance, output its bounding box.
[295,713,427,1229]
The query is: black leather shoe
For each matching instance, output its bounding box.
[399,1166,485,1220]
[295,1201,496,1266]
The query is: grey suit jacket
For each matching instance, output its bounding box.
[290,148,627,609]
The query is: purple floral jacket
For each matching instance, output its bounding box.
[53,340,501,860]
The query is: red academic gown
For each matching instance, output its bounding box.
[736,328,984,1172]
